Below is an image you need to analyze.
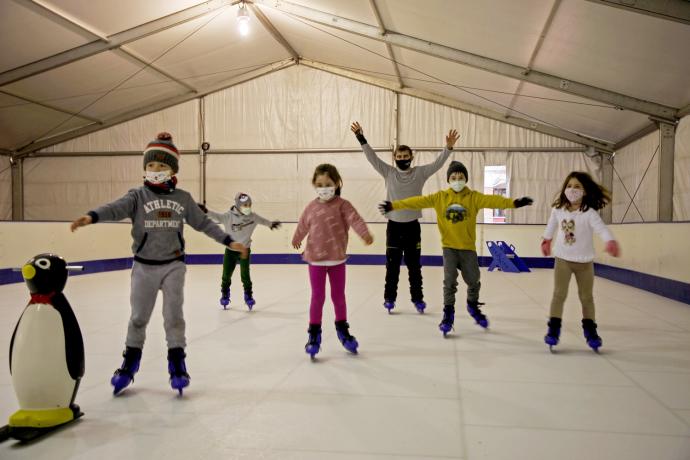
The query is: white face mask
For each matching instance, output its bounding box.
[145,170,171,184]
[449,180,466,192]
[240,207,252,215]
[564,187,584,203]
[316,187,336,201]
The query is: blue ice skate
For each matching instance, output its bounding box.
[167,348,190,395]
[335,320,358,354]
[111,347,142,395]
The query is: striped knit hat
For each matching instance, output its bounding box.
[143,132,179,173]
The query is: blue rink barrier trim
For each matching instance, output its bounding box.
[1,255,686,305]
[594,263,690,305]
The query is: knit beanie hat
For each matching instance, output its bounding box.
[446,160,468,182]
[143,132,180,173]
[235,192,252,208]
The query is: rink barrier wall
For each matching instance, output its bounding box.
[1,222,688,304]
[2,254,688,305]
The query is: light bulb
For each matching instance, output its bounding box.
[239,20,249,36]
[237,4,250,36]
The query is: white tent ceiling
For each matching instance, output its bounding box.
[1,0,689,155]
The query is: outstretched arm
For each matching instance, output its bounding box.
[418,129,459,178]
[351,121,392,178]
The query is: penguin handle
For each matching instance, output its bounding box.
[66,265,85,272]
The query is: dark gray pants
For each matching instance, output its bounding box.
[126,260,187,349]
[443,248,481,306]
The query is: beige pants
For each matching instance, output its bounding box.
[549,257,596,319]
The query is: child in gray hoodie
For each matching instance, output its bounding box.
[70,132,246,396]
[199,192,280,309]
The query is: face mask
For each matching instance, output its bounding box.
[240,207,252,215]
[564,188,584,203]
[449,180,466,192]
[145,170,171,184]
[395,159,412,170]
[316,187,336,201]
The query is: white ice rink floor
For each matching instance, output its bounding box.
[1,264,690,459]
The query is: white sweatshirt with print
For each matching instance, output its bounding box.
[543,207,615,263]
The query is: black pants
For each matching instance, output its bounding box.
[385,220,423,302]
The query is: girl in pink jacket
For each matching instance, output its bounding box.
[292,164,374,358]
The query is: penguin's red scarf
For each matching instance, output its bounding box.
[30,292,56,304]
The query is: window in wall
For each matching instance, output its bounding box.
[484,165,507,223]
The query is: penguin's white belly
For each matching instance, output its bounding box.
[11,303,75,409]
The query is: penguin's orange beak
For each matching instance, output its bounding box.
[22,264,36,280]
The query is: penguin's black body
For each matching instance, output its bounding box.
[1,254,85,443]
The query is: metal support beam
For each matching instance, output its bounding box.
[506,0,561,117]
[10,157,24,220]
[678,103,690,119]
[257,0,678,121]
[113,48,198,93]
[14,59,296,157]
[0,0,241,87]
[614,121,659,151]
[600,153,613,224]
[198,98,206,203]
[248,4,300,61]
[584,0,690,26]
[13,0,198,94]
[301,59,613,152]
[393,92,400,149]
[367,0,403,89]
[658,121,675,221]
[0,89,102,124]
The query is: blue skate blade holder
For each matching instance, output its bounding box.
[486,241,520,273]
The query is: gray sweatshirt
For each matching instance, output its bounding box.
[361,143,452,222]
[89,186,232,263]
[207,206,273,248]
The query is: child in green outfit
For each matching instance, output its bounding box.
[199,192,280,309]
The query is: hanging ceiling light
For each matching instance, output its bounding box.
[237,2,250,36]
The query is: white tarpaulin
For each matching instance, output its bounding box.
[23,155,200,221]
[0,157,10,220]
[612,131,659,223]
[674,116,690,221]
[508,151,601,224]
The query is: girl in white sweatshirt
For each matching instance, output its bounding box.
[541,171,620,352]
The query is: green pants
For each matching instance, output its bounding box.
[221,248,252,295]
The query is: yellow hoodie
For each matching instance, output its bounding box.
[392,187,515,251]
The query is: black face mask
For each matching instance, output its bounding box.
[395,159,412,170]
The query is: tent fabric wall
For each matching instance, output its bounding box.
[398,96,580,149]
[674,116,690,221]
[25,66,602,223]
[204,66,395,150]
[22,155,200,221]
[612,131,659,223]
[39,100,200,153]
[0,157,11,220]
[507,151,601,224]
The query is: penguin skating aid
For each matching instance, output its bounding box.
[1,254,85,443]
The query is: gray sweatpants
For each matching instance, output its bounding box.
[443,248,481,306]
[126,260,187,349]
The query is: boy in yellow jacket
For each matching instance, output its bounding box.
[379,161,533,336]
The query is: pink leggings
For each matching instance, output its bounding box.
[308,263,347,325]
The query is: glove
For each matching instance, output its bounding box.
[514,197,533,208]
[541,239,552,256]
[270,221,281,230]
[197,202,208,213]
[605,240,620,257]
[378,200,393,215]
